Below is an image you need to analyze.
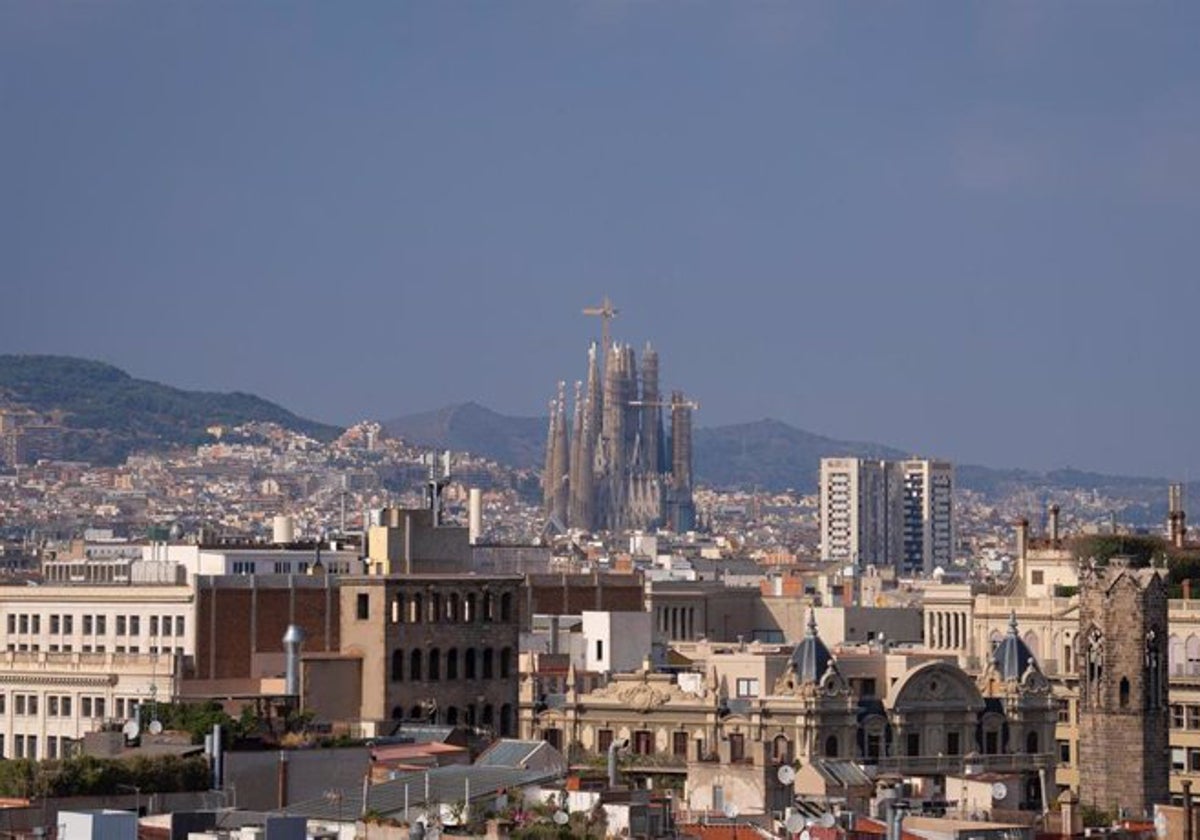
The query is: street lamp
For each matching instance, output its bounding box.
[116,783,141,817]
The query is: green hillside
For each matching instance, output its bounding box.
[0,355,342,464]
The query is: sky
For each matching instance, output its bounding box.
[3,2,1199,478]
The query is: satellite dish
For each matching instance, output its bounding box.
[553,811,569,826]
[785,814,805,834]
[991,782,1008,800]
[820,813,836,829]
[723,803,739,819]
[122,719,140,741]
[148,720,163,735]
[777,765,797,785]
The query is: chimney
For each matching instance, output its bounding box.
[1186,779,1194,840]
[1048,504,1060,546]
[1015,517,1030,560]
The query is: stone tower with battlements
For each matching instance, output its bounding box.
[1077,558,1169,817]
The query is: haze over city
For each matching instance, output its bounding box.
[4,2,1198,477]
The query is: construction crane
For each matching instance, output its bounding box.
[582,296,619,358]
[629,396,700,411]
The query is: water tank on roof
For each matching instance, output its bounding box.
[272,515,294,545]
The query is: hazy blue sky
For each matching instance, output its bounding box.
[3,2,1198,477]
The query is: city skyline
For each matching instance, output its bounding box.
[4,3,1198,477]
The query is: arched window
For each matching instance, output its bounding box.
[391,706,404,720]
[500,704,514,737]
[1186,635,1200,676]
[466,704,477,727]
[482,704,495,728]
[465,648,477,679]
[1026,730,1040,754]
[429,648,441,681]
[824,735,839,758]
[500,647,512,678]
[483,592,495,622]
[1023,631,1040,660]
[446,648,458,680]
[391,649,404,682]
[500,592,513,623]
[1170,635,1185,675]
[1120,676,1130,708]
[773,735,792,764]
[410,649,423,681]
[446,707,459,726]
[429,593,442,623]
[483,648,495,679]
[464,594,477,623]
[410,593,423,624]
[391,595,404,625]
[447,593,460,622]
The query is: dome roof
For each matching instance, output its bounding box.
[992,611,1037,681]
[789,611,833,683]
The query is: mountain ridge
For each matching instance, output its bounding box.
[0,355,342,464]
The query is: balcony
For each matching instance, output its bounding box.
[871,752,1053,776]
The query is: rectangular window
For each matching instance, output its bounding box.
[19,615,28,634]
[27,696,37,716]
[175,617,185,636]
[1174,705,1186,729]
[729,733,745,763]
[596,640,604,662]
[0,694,5,714]
[633,729,653,756]
[162,616,173,636]
[63,615,73,634]
[31,616,39,634]
[48,696,58,716]
[50,615,60,634]
[95,698,106,718]
[1189,749,1200,773]
[1188,706,1200,729]
[81,697,92,718]
[14,735,23,759]
[129,616,140,635]
[597,729,613,753]
[1057,699,1071,723]
[14,696,25,716]
[1059,740,1071,764]
[907,733,921,757]
[1173,748,1186,772]
[356,593,370,620]
[1031,570,1044,585]
[61,696,71,717]
[150,617,158,636]
[673,731,689,758]
[5,615,13,634]
[946,731,961,755]
[96,616,106,634]
[47,736,57,760]
[26,736,36,761]
[736,678,760,698]
[83,615,93,635]
[116,616,126,636]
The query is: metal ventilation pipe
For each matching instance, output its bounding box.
[283,625,306,697]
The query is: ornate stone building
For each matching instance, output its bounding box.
[1077,560,1169,815]
[520,613,1056,817]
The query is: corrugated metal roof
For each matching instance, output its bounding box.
[283,765,562,821]
[475,740,547,768]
